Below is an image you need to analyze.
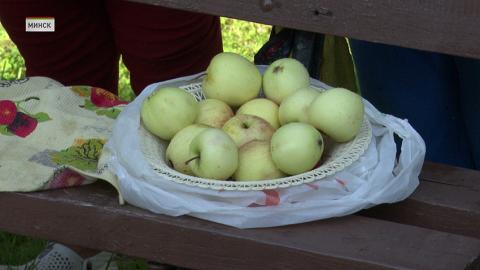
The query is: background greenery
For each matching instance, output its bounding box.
[0,18,270,269]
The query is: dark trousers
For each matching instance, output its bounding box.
[350,40,480,169]
[0,0,223,94]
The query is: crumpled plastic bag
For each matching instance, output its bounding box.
[102,67,426,229]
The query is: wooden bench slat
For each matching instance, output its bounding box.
[412,181,480,212]
[420,161,480,190]
[362,162,480,239]
[128,0,480,59]
[1,182,479,270]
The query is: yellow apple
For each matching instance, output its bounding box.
[271,122,324,175]
[308,88,364,143]
[166,124,209,175]
[195,99,234,128]
[236,98,280,129]
[202,52,261,107]
[222,114,275,147]
[187,128,238,180]
[263,58,310,104]
[234,140,286,181]
[141,87,198,140]
[278,86,319,125]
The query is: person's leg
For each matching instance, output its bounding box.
[454,57,480,169]
[0,0,120,93]
[105,0,223,94]
[350,40,474,168]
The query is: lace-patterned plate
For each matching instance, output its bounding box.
[140,79,372,191]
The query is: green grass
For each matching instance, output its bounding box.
[0,232,46,267]
[0,18,270,269]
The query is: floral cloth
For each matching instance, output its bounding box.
[0,77,123,200]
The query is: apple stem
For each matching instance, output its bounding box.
[185,156,200,165]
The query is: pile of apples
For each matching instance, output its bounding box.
[141,52,364,181]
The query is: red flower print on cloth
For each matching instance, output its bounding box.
[77,87,127,119]
[0,100,17,125]
[0,97,51,138]
[91,87,128,108]
[48,168,86,189]
[7,112,38,138]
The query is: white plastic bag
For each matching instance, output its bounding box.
[103,69,426,229]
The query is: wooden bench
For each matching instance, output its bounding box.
[1,161,479,269]
[1,1,480,269]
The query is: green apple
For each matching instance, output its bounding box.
[271,122,324,175]
[308,88,364,142]
[278,86,320,125]
[187,128,238,180]
[222,114,275,147]
[263,58,310,104]
[234,140,286,181]
[141,87,198,140]
[202,52,262,107]
[166,124,209,175]
[195,99,234,128]
[236,98,280,129]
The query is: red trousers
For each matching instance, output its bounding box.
[0,0,223,94]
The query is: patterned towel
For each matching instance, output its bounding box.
[0,77,123,203]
